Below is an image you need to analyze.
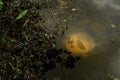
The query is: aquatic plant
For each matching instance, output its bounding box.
[0,0,3,10]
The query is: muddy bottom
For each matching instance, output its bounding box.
[46,0,120,80]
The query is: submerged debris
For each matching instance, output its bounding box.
[111,24,116,28]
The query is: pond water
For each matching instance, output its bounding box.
[45,0,120,80]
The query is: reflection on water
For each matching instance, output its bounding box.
[93,0,120,10]
[47,0,120,80]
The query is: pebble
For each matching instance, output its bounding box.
[72,8,77,11]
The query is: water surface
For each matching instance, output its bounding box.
[47,0,120,80]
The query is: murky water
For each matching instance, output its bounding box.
[46,0,120,80]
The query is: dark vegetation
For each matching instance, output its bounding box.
[0,0,80,80]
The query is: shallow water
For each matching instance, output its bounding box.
[46,0,120,80]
